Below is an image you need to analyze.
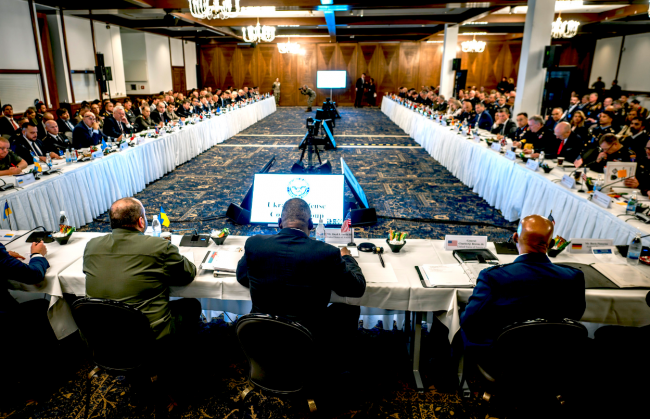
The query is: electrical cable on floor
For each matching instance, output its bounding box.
[377,215,517,232]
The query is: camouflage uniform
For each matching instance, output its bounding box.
[301,87,317,111]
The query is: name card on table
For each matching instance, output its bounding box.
[561,175,575,189]
[444,235,487,251]
[592,190,612,209]
[473,135,481,143]
[505,150,517,161]
[119,142,129,151]
[91,150,104,159]
[441,119,447,127]
[525,159,539,172]
[491,142,501,152]
[14,172,35,188]
[325,228,354,244]
[569,238,614,254]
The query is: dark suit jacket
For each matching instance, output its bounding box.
[57,118,75,134]
[557,131,583,162]
[470,111,494,130]
[151,111,170,125]
[236,228,366,335]
[355,78,366,91]
[103,116,133,139]
[133,116,155,133]
[461,253,585,351]
[72,122,103,149]
[1,243,49,313]
[524,128,560,158]
[0,117,20,137]
[12,136,47,163]
[490,120,517,138]
[41,133,72,155]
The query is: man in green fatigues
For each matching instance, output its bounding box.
[300,85,317,112]
[272,78,281,106]
[84,197,200,344]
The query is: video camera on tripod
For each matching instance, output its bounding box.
[321,97,341,121]
[291,116,336,174]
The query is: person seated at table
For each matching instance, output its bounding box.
[491,109,516,139]
[176,100,194,118]
[218,92,230,108]
[0,137,27,175]
[458,101,476,125]
[151,102,170,125]
[434,95,448,113]
[570,110,589,143]
[24,107,38,126]
[544,107,566,131]
[494,96,511,114]
[84,197,200,344]
[236,198,366,367]
[72,111,104,149]
[41,119,71,157]
[165,102,180,122]
[37,112,54,140]
[445,99,462,119]
[470,102,493,130]
[13,122,60,164]
[55,108,75,135]
[134,106,158,133]
[103,106,132,140]
[621,117,648,159]
[623,138,650,197]
[123,99,137,124]
[191,98,203,114]
[233,91,245,103]
[73,105,90,125]
[0,104,21,137]
[521,115,558,159]
[577,133,635,173]
[554,121,582,163]
[460,215,585,373]
[99,101,114,118]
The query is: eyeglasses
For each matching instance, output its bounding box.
[84,115,96,120]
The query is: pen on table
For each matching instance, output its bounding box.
[201,250,210,265]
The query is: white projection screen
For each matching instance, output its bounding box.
[618,33,650,92]
[317,71,347,89]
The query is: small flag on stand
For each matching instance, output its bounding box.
[4,201,11,219]
[548,210,555,225]
[341,210,351,233]
[160,206,170,227]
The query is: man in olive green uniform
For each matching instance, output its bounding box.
[300,85,317,112]
[84,197,200,343]
[272,78,281,106]
[0,137,27,176]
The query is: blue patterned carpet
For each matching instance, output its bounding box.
[79,106,516,240]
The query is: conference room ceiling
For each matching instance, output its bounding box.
[34,0,649,43]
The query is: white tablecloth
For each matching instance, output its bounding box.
[7,232,648,341]
[0,99,276,231]
[381,97,650,246]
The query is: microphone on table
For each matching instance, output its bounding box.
[567,147,602,178]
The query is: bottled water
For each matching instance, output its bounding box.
[71,150,78,163]
[626,192,638,215]
[59,211,69,231]
[315,217,326,242]
[539,151,545,164]
[152,215,161,237]
[627,233,642,266]
[65,149,71,164]
[46,154,52,167]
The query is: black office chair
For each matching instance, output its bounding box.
[236,313,318,413]
[72,298,158,419]
[463,318,588,412]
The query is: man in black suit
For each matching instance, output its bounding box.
[522,115,558,159]
[103,106,132,140]
[0,104,21,137]
[544,107,566,131]
[41,120,72,157]
[554,122,582,162]
[176,100,193,118]
[151,102,170,125]
[12,122,59,164]
[471,102,494,130]
[237,198,365,355]
[490,109,516,139]
[354,73,367,108]
[72,111,103,148]
[55,108,75,135]
[37,112,54,140]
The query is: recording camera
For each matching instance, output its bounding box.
[305,116,321,136]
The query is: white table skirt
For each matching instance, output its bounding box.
[7,232,648,341]
[0,99,276,231]
[381,97,650,246]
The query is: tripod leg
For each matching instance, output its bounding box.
[313,145,322,164]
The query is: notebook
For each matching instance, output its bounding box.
[416,264,474,288]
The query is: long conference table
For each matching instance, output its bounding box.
[381,97,650,246]
[0,98,277,232]
[7,231,650,390]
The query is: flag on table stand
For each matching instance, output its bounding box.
[341,210,351,233]
[548,210,555,225]
[160,206,170,227]
[101,138,108,150]
[4,201,12,230]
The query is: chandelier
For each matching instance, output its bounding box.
[242,17,275,43]
[278,37,301,54]
[551,14,579,38]
[461,36,486,53]
[188,0,240,20]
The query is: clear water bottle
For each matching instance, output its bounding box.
[315,217,326,242]
[71,149,78,163]
[46,154,52,167]
[65,148,71,164]
[539,151,545,164]
[626,191,638,215]
[152,215,161,237]
[627,233,642,266]
[59,211,69,231]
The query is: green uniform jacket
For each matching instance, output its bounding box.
[272,82,281,93]
[84,228,197,340]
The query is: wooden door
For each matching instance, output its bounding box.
[172,67,186,93]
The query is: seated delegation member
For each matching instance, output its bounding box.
[84,197,200,343]
[165,103,180,122]
[0,104,21,137]
[237,198,365,363]
[458,101,476,125]
[72,111,104,149]
[13,122,59,164]
[151,102,170,125]
[103,106,132,140]
[134,106,157,133]
[55,108,76,134]
[41,120,71,157]
[490,109,516,139]
[521,115,558,159]
[460,215,585,372]
[471,102,494,130]
[176,100,193,118]
[123,99,137,124]
[578,133,635,174]
[0,137,27,175]
[623,138,650,197]
[554,121,582,163]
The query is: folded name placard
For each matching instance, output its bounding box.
[569,238,614,254]
[444,235,487,251]
[505,150,516,161]
[525,159,539,172]
[325,228,354,244]
[592,190,612,209]
[561,175,575,189]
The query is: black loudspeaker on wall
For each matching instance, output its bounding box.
[452,58,462,71]
[105,67,113,81]
[543,45,560,68]
[226,203,251,225]
[96,53,105,67]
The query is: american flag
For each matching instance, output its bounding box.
[548,211,555,225]
[341,210,352,233]
[448,240,458,246]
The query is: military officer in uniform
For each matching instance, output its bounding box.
[460,215,585,372]
[458,101,476,125]
[583,93,602,127]
[512,112,530,148]
[624,138,650,197]
[299,85,317,112]
[585,110,618,152]
[272,78,281,106]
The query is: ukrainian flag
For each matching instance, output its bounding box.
[34,161,42,173]
[4,201,11,220]
[160,206,170,227]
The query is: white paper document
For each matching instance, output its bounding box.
[200,250,244,272]
[358,263,398,283]
[335,244,359,257]
[591,247,626,265]
[419,264,474,288]
[0,230,17,243]
[592,263,650,288]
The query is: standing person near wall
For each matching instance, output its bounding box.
[272,78,281,106]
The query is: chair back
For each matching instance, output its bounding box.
[492,318,588,392]
[72,298,155,374]
[236,313,315,394]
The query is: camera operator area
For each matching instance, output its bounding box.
[3,2,650,419]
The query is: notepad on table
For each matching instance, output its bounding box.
[417,264,474,288]
[358,263,398,283]
[200,250,243,273]
[592,263,650,288]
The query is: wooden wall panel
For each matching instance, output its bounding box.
[418,43,442,91]
[200,45,219,90]
[281,51,298,106]
[219,45,236,90]
[398,43,420,92]
[460,41,522,91]
[239,47,257,88]
[378,43,399,99]
[336,44,357,105]
[257,44,279,101]
[298,44,317,106]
